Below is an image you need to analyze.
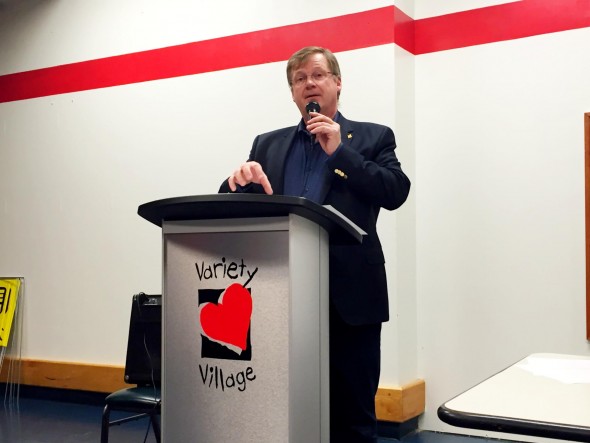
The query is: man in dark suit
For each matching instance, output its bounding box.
[220,46,410,443]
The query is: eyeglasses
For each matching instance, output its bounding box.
[292,71,334,87]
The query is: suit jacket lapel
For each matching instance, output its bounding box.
[266,127,298,195]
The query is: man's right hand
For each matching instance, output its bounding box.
[228,161,273,195]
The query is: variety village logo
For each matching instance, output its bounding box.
[195,257,258,392]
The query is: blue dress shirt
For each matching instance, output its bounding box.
[283,113,341,204]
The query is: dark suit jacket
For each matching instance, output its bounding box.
[220,114,410,325]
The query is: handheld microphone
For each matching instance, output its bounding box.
[305,101,321,117]
[305,101,321,144]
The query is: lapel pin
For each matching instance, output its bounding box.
[334,169,348,179]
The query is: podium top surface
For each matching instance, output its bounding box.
[138,194,365,243]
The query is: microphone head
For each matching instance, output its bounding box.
[305,101,321,115]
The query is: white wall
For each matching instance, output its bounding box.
[1,0,589,440]
[413,0,522,18]
[0,2,407,366]
[415,27,590,439]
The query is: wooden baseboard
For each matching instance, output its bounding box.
[376,379,426,422]
[0,358,127,393]
[0,359,425,423]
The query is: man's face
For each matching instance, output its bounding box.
[290,53,341,119]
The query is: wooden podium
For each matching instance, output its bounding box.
[138,194,364,443]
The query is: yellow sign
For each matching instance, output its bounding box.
[0,279,21,348]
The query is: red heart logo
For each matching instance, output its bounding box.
[200,283,252,351]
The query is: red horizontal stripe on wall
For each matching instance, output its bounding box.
[393,6,415,54]
[415,0,590,54]
[1,0,589,103]
[0,7,399,104]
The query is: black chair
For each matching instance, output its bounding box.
[101,293,162,443]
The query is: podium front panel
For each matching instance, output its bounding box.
[161,216,328,442]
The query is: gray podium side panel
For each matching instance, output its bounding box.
[288,214,330,443]
[161,216,328,443]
